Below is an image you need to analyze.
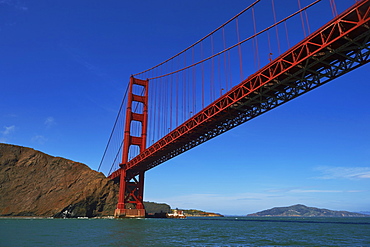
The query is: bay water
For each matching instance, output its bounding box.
[1,217,370,246]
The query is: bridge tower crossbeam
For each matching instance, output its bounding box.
[114,76,149,218]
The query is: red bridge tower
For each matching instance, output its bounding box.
[114,76,149,218]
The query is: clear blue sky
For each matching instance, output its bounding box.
[1,0,369,215]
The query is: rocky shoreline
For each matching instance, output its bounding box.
[0,143,222,218]
[0,143,119,218]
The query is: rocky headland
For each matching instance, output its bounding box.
[0,143,120,217]
[0,143,208,218]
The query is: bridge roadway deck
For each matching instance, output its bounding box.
[109,0,370,180]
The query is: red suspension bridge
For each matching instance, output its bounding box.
[98,0,370,217]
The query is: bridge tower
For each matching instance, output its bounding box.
[114,76,149,218]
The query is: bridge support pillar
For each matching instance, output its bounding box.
[114,76,149,218]
[114,168,127,218]
[114,170,146,218]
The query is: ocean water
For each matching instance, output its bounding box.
[1,217,369,246]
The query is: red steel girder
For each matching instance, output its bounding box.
[114,77,148,217]
[109,0,370,181]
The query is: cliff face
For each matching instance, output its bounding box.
[0,143,118,217]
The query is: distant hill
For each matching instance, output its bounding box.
[357,211,370,215]
[247,204,369,217]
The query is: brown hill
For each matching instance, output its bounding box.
[0,143,118,217]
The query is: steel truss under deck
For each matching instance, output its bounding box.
[110,0,370,182]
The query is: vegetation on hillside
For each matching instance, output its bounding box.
[247,204,369,217]
[178,209,223,217]
[144,202,171,214]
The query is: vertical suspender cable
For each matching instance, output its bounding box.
[218,50,222,97]
[201,42,205,109]
[271,0,281,55]
[252,7,260,69]
[329,0,338,17]
[162,76,165,137]
[176,70,179,127]
[164,77,168,134]
[304,8,311,34]
[192,47,196,115]
[227,49,232,89]
[284,21,291,49]
[267,31,273,62]
[222,27,229,91]
[236,17,244,81]
[183,54,187,122]
[298,0,307,37]
[170,75,173,131]
[211,35,215,102]
[153,80,157,142]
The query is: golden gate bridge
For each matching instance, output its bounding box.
[98,0,370,217]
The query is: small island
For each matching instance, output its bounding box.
[247,204,369,217]
[181,209,224,217]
